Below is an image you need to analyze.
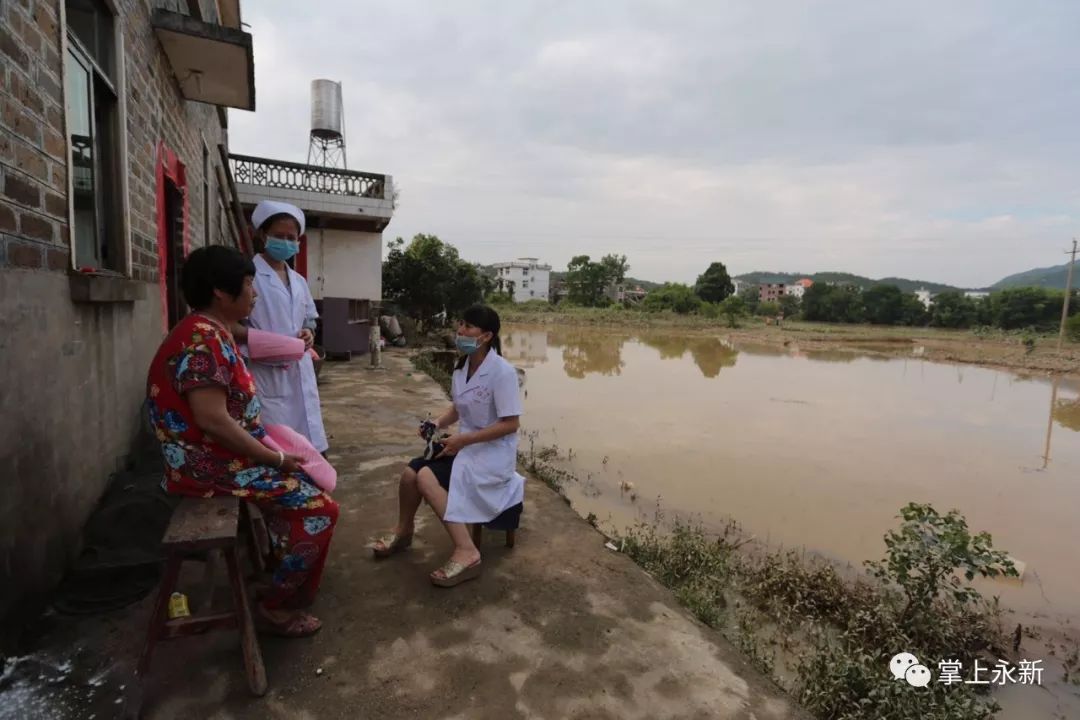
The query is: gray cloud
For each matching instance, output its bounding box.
[229,0,1080,287]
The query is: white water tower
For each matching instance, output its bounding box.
[308,79,346,169]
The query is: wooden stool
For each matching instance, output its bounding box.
[137,497,267,696]
[240,501,273,576]
[471,524,516,549]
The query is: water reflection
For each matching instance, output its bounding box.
[501,329,549,367]
[1040,376,1080,469]
[636,333,739,378]
[1054,396,1080,432]
[540,328,741,380]
[509,322,1080,606]
[546,327,626,379]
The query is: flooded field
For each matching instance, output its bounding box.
[507,323,1080,716]
[505,324,1080,628]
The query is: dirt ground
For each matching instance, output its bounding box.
[4,351,809,720]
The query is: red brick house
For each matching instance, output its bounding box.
[758,282,786,303]
[0,0,255,631]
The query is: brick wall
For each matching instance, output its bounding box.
[0,0,240,633]
[0,0,71,271]
[1,0,232,279]
[122,0,231,281]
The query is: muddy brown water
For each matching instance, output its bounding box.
[506,324,1080,717]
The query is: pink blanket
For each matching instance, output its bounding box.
[261,424,336,492]
[247,328,306,363]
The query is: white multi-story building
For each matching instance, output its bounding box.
[915,288,933,309]
[785,278,813,299]
[964,290,990,300]
[492,258,552,302]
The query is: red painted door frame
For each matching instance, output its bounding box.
[156,142,189,331]
[295,233,308,278]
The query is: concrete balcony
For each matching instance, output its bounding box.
[152,3,255,110]
[228,154,395,232]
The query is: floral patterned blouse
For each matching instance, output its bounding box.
[146,313,311,504]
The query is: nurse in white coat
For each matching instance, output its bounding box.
[234,200,328,453]
[373,304,524,587]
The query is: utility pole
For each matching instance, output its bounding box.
[1058,238,1078,351]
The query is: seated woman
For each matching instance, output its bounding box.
[146,245,338,636]
[373,304,524,587]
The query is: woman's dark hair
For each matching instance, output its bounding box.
[180,245,256,310]
[455,304,502,369]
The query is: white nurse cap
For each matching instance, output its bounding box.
[251,200,306,236]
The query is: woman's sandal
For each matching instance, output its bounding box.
[430,559,482,588]
[372,532,413,559]
[255,611,322,638]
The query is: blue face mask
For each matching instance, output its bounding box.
[265,237,300,261]
[455,335,482,355]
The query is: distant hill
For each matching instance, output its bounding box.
[992,262,1075,290]
[733,271,962,294]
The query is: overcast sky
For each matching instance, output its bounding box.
[229,1,1079,288]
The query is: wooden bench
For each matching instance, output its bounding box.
[136,496,267,696]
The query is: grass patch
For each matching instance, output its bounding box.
[618,505,1017,720]
[411,351,452,396]
[516,431,575,495]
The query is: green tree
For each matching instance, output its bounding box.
[828,285,866,323]
[382,234,486,331]
[717,295,747,328]
[600,254,629,287]
[694,262,735,303]
[487,277,516,305]
[565,254,629,307]
[565,255,607,306]
[803,283,865,323]
[866,503,1016,624]
[900,294,929,326]
[862,284,906,325]
[757,300,780,317]
[930,291,977,328]
[801,282,832,322]
[643,283,702,314]
[738,285,761,315]
[986,287,1066,330]
[778,294,801,320]
[1066,313,1080,342]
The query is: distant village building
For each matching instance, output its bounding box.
[759,283,786,303]
[732,278,743,295]
[784,278,814,299]
[493,257,552,302]
[915,288,934,309]
[964,290,990,300]
[609,283,648,305]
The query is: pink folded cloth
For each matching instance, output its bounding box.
[247,328,306,363]
[261,424,336,493]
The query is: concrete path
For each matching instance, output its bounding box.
[80,352,809,719]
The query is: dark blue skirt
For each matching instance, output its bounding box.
[408,455,523,530]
